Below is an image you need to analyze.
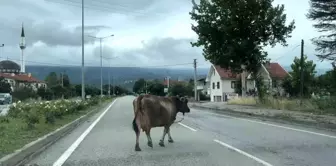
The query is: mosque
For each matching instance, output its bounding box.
[0,24,46,92]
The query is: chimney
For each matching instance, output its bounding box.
[28,73,31,77]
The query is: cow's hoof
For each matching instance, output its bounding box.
[159,141,165,147]
[147,141,153,148]
[135,145,141,151]
[168,139,174,143]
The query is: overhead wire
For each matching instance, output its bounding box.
[45,0,169,17]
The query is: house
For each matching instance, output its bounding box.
[206,62,289,102]
[0,60,46,92]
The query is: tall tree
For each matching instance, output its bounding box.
[147,81,165,96]
[190,0,295,100]
[0,77,11,93]
[307,0,336,62]
[133,78,146,93]
[61,73,70,87]
[282,55,317,97]
[45,72,58,87]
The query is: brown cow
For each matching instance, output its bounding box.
[132,94,190,151]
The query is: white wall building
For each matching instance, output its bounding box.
[206,62,289,102]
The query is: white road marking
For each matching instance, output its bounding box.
[214,139,273,166]
[196,108,336,139]
[178,122,197,132]
[52,99,118,166]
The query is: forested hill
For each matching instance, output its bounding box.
[25,65,209,89]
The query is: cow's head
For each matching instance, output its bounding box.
[174,96,190,115]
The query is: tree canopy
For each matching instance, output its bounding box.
[282,55,317,97]
[133,78,146,94]
[307,0,336,62]
[0,77,11,93]
[190,0,295,73]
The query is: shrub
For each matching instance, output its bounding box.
[7,96,113,128]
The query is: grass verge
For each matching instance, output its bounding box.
[0,97,114,158]
[227,96,336,115]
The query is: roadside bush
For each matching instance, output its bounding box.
[7,96,113,128]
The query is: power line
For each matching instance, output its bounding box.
[273,44,301,61]
[46,0,169,17]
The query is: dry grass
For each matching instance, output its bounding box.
[227,97,257,105]
[227,96,333,115]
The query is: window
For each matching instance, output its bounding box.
[217,82,220,89]
[212,82,215,89]
[231,81,236,89]
[272,79,277,88]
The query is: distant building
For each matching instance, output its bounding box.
[206,62,289,102]
[0,60,46,92]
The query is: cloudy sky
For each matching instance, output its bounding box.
[0,0,333,69]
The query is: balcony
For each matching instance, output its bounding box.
[196,85,204,90]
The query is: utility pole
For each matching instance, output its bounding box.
[81,0,85,101]
[100,38,103,97]
[300,39,304,105]
[112,76,115,95]
[145,81,148,94]
[88,34,114,98]
[167,76,170,88]
[193,59,197,101]
[108,65,111,96]
[61,71,64,99]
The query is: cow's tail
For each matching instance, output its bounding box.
[132,117,139,134]
[132,95,144,134]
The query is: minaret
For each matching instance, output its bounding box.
[19,23,26,73]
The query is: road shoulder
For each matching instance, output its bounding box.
[189,102,336,132]
[0,99,115,166]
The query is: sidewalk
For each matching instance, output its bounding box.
[189,102,336,130]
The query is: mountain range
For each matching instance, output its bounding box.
[25,65,331,90]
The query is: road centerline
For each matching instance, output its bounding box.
[178,122,197,132]
[52,99,118,166]
[195,108,336,139]
[214,139,273,166]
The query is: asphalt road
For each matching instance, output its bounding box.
[28,96,336,166]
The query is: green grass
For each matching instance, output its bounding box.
[0,99,113,159]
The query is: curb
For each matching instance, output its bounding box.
[0,99,114,166]
[190,104,336,132]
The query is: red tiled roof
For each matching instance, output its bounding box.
[0,73,44,83]
[264,63,288,79]
[213,63,288,79]
[214,65,240,79]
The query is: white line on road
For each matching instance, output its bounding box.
[201,109,336,139]
[178,122,197,132]
[214,139,273,166]
[52,99,118,166]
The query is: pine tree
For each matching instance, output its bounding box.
[307,0,336,62]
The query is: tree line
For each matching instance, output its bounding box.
[132,78,194,97]
[0,71,131,101]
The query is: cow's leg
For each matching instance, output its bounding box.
[167,127,174,143]
[159,126,168,147]
[145,128,153,148]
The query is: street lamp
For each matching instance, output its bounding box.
[87,34,114,97]
[104,56,118,97]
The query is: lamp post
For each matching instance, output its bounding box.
[88,34,114,97]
